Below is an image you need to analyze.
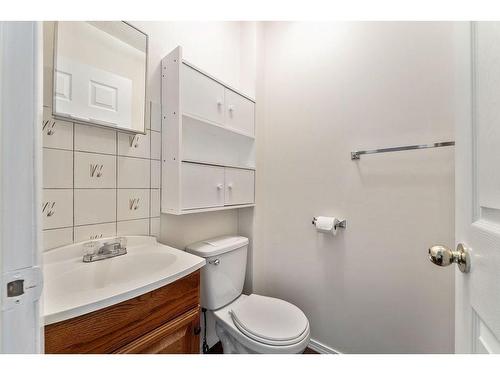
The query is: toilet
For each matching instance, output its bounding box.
[186,235,310,354]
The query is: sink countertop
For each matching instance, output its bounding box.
[43,236,206,325]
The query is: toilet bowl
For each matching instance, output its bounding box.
[185,235,311,354]
[214,294,310,354]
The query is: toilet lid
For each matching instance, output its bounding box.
[229,294,309,346]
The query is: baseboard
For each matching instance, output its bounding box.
[308,339,341,354]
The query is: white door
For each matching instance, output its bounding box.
[0,21,44,353]
[432,22,500,354]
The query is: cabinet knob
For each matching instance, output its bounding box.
[217,183,224,190]
[216,99,223,106]
[228,104,235,112]
[227,183,233,190]
[194,326,201,335]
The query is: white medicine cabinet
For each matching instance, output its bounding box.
[161,46,256,214]
[52,21,148,134]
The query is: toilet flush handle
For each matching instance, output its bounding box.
[209,258,220,266]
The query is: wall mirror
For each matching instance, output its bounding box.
[53,21,148,134]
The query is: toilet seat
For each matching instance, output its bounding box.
[214,294,311,353]
[229,294,309,346]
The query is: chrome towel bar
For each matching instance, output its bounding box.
[351,141,455,160]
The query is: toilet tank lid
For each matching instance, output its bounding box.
[185,235,249,257]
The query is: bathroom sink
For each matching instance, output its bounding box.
[43,236,205,325]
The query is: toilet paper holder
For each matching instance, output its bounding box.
[312,217,347,229]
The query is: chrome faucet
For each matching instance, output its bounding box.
[83,238,127,263]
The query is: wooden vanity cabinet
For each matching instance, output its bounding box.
[45,270,201,354]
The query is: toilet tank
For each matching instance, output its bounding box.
[186,235,248,310]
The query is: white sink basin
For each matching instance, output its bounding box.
[43,236,205,325]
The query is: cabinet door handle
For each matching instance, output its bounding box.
[228,104,235,112]
[194,326,201,335]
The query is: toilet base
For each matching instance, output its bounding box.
[215,321,259,354]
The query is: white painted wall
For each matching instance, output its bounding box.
[252,22,455,353]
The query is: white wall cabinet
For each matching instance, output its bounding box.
[161,46,256,214]
[181,64,225,125]
[224,168,255,206]
[225,89,255,136]
[181,163,225,210]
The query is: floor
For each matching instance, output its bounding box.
[207,341,319,354]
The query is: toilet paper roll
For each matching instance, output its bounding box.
[315,216,337,235]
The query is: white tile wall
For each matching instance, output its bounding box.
[74,123,116,155]
[74,222,116,243]
[42,103,162,251]
[43,149,73,188]
[74,189,116,226]
[42,189,73,230]
[150,217,160,238]
[150,102,161,132]
[151,131,161,160]
[74,152,116,189]
[117,189,150,221]
[151,189,160,218]
[117,219,149,236]
[118,132,150,159]
[43,227,73,250]
[118,157,150,188]
[151,160,161,189]
[42,108,73,150]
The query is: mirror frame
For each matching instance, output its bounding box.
[52,21,149,135]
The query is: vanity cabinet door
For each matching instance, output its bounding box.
[114,308,200,354]
[224,89,255,137]
[181,64,225,125]
[224,168,255,206]
[181,163,225,210]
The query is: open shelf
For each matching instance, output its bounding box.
[163,203,256,215]
[182,112,255,139]
[182,159,255,171]
[182,114,255,170]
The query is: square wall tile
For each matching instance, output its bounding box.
[43,148,73,188]
[43,227,73,251]
[151,160,161,189]
[74,152,116,189]
[117,189,150,221]
[74,189,116,226]
[43,189,73,230]
[150,217,160,238]
[74,222,116,243]
[42,107,73,150]
[151,131,161,160]
[118,131,150,159]
[150,101,161,132]
[118,157,150,188]
[74,124,116,155]
[117,219,149,236]
[151,189,160,217]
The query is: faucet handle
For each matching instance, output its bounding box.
[83,241,99,257]
[117,237,127,250]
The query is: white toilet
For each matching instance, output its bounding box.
[186,235,310,354]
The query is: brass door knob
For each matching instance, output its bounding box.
[428,243,471,273]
